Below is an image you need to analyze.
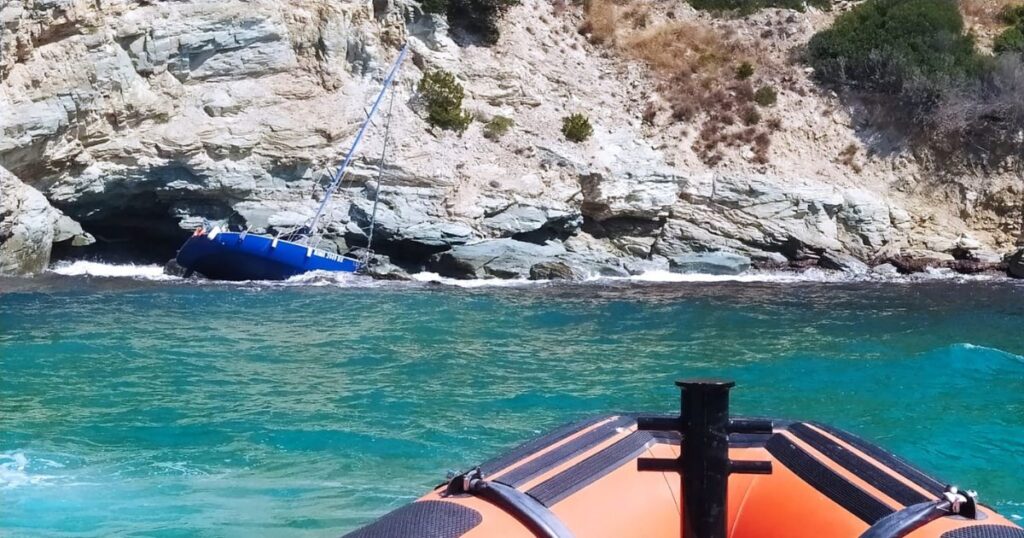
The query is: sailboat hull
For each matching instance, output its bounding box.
[176,231,360,281]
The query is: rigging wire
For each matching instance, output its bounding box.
[365,77,399,261]
[303,43,409,240]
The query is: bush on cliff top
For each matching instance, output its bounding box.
[807,0,982,91]
[995,6,1024,54]
[807,0,1024,164]
[418,70,472,132]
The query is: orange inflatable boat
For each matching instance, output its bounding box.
[346,380,1022,538]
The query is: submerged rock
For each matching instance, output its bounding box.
[668,252,751,275]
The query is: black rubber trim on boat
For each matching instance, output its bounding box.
[811,422,946,497]
[343,500,482,538]
[729,432,773,448]
[479,415,614,476]
[940,526,1024,538]
[527,421,771,507]
[789,423,931,507]
[765,434,895,524]
[495,415,635,488]
[527,430,666,507]
[467,479,575,538]
[859,500,953,538]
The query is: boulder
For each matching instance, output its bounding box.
[349,194,475,257]
[818,250,869,274]
[0,167,92,275]
[579,132,681,221]
[948,259,1002,275]
[838,189,893,252]
[429,239,566,279]
[362,259,412,281]
[889,256,947,274]
[482,204,582,241]
[1008,248,1024,279]
[668,251,751,275]
[529,261,580,280]
[871,263,899,275]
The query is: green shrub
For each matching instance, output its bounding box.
[483,115,514,140]
[1000,4,1024,26]
[995,27,1024,53]
[418,70,472,132]
[753,86,777,106]
[807,0,1024,165]
[735,61,755,80]
[806,0,982,92]
[422,0,448,14]
[741,105,761,125]
[562,113,593,142]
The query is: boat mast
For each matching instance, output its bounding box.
[305,43,409,239]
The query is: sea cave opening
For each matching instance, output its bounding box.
[51,191,195,266]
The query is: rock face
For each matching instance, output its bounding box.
[1008,248,1024,279]
[429,239,566,279]
[668,252,751,276]
[0,166,92,275]
[0,0,1020,278]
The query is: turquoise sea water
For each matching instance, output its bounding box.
[2,275,1023,536]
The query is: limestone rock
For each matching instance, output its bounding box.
[529,260,580,280]
[482,204,581,240]
[429,239,566,279]
[871,263,899,275]
[0,166,92,275]
[1008,248,1024,279]
[579,133,680,222]
[668,252,751,276]
[818,250,869,274]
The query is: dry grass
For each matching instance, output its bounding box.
[621,22,738,73]
[580,0,781,165]
[961,0,1019,26]
[580,0,653,44]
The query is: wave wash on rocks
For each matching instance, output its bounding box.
[0,0,1018,278]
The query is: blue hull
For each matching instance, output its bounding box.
[176,231,361,281]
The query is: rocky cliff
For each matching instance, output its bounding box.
[1,0,1021,278]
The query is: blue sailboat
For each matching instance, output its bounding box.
[175,45,408,281]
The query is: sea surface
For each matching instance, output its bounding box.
[2,265,1023,536]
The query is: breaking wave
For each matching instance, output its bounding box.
[49,261,179,280]
[952,343,1024,364]
[0,452,59,490]
[40,260,1015,287]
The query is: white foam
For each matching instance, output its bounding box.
[617,268,851,283]
[49,261,179,280]
[281,270,376,287]
[0,452,56,490]
[410,272,541,288]
[953,343,1024,363]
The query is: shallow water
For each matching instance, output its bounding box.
[2,274,1023,536]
